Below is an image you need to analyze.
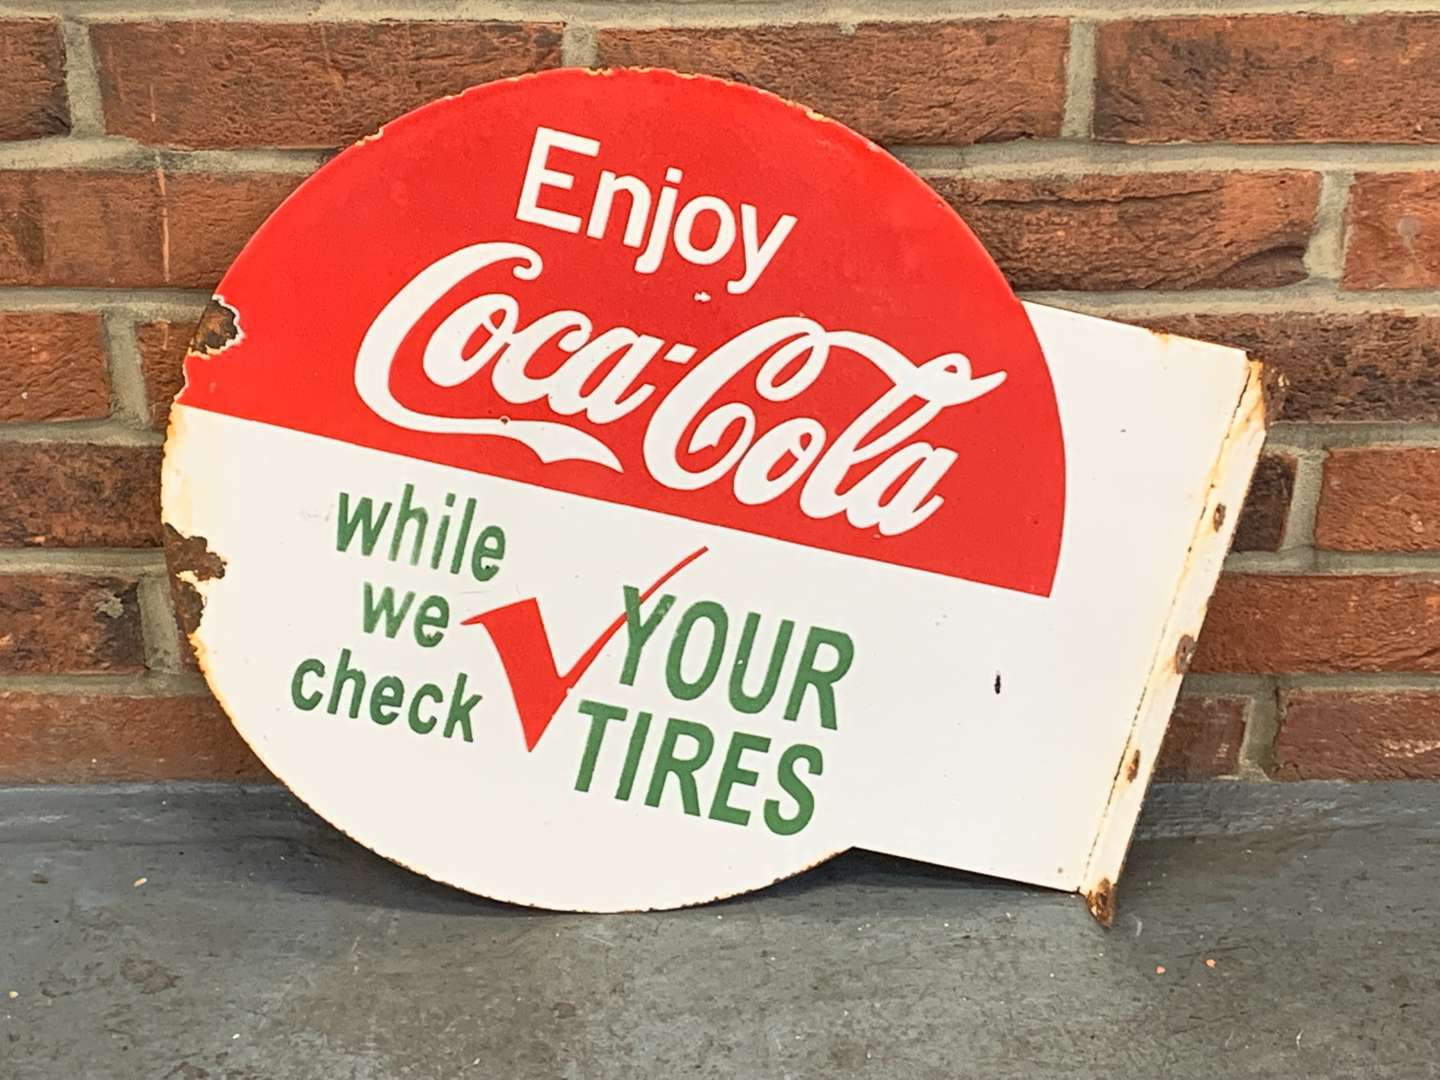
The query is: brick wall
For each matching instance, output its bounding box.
[3,3,1439,785]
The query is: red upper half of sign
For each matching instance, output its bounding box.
[176,69,1065,596]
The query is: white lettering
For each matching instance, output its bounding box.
[515,127,794,294]
[731,205,797,295]
[356,243,1008,537]
[587,170,652,248]
[674,196,737,266]
[354,242,622,469]
[515,127,600,234]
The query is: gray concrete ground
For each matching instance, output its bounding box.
[1,782,1436,1080]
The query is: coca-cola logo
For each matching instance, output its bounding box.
[357,236,1010,538]
[178,70,1065,595]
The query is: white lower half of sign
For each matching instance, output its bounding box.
[162,304,1265,912]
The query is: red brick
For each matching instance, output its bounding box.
[1156,694,1248,780]
[596,21,1068,145]
[930,172,1319,291]
[1275,690,1440,780]
[1135,313,1440,423]
[0,575,144,674]
[0,170,304,287]
[1233,452,1294,553]
[165,172,309,286]
[1342,173,1440,290]
[92,20,562,149]
[0,20,68,141]
[0,691,270,783]
[1095,15,1440,143]
[0,312,109,422]
[0,444,162,547]
[134,318,199,429]
[1193,575,1440,675]
[1316,448,1440,552]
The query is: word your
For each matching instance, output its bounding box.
[516,126,797,294]
[337,484,506,583]
[619,588,853,729]
[355,244,1007,536]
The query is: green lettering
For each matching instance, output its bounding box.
[764,744,822,836]
[413,594,450,648]
[783,627,853,730]
[708,731,770,827]
[369,675,403,726]
[644,717,714,816]
[336,491,390,555]
[615,710,652,801]
[290,657,324,711]
[361,582,416,639]
[388,483,428,565]
[429,493,455,571]
[665,601,728,702]
[443,672,480,742]
[729,613,793,714]
[448,498,476,575]
[327,648,366,719]
[620,587,675,686]
[470,525,506,582]
[574,699,627,792]
[408,683,443,734]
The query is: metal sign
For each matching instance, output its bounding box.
[161,69,1266,917]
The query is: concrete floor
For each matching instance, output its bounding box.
[1,782,1437,1080]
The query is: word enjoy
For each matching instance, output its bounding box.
[355,243,1009,538]
[516,126,797,294]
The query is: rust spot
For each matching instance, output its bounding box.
[1143,329,1184,349]
[1174,634,1198,674]
[165,523,225,582]
[163,524,226,636]
[1212,503,1227,530]
[1125,749,1141,783]
[1261,365,1288,426]
[1085,878,1116,927]
[187,298,241,358]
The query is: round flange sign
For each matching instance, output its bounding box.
[163,68,1065,910]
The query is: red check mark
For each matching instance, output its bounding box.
[462,546,707,751]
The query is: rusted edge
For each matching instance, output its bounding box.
[187,297,242,359]
[1261,366,1289,426]
[1077,355,1269,927]
[1124,749,1142,783]
[162,523,226,638]
[1084,878,1116,927]
[161,298,239,669]
[1174,634,1198,674]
